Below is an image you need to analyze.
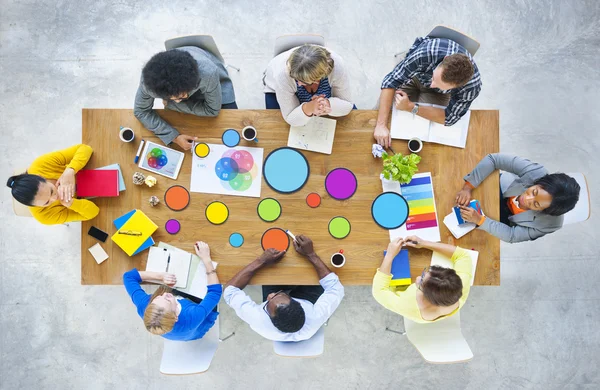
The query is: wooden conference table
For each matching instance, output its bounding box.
[81,109,499,286]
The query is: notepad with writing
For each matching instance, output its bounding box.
[288,116,336,154]
[391,106,471,148]
[146,246,192,289]
[384,249,411,287]
[430,249,478,286]
[76,169,119,197]
[111,210,157,256]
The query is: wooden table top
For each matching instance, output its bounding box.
[81,109,499,286]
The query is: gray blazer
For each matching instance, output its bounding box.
[133,46,235,145]
[464,154,563,243]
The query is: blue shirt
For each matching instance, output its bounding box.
[381,37,482,126]
[123,269,222,341]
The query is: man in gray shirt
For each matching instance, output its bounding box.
[134,47,236,150]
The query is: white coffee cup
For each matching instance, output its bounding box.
[408,137,423,153]
[119,127,135,143]
[242,125,258,142]
[330,251,346,268]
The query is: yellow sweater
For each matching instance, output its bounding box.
[372,247,473,323]
[27,144,100,225]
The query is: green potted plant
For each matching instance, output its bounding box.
[381,152,421,184]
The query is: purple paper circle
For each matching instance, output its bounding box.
[165,219,181,235]
[325,168,358,200]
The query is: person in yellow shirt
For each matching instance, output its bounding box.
[372,235,473,323]
[6,144,99,225]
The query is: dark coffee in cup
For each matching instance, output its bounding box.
[122,129,134,141]
[243,127,256,139]
[409,140,420,151]
[332,254,344,266]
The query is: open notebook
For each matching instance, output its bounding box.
[430,248,478,286]
[146,247,192,289]
[391,105,471,148]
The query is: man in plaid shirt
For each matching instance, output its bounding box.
[374,36,482,147]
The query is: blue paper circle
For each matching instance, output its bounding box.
[229,233,244,248]
[222,129,241,147]
[371,192,410,229]
[263,147,310,194]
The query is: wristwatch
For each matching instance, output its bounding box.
[411,103,420,115]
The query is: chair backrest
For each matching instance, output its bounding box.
[164,35,224,63]
[273,34,325,57]
[160,319,220,375]
[10,168,33,217]
[273,325,325,357]
[403,312,473,364]
[563,173,591,225]
[427,25,480,56]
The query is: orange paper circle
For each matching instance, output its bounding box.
[261,228,290,252]
[306,192,321,208]
[164,185,190,211]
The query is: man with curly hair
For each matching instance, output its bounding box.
[134,47,237,150]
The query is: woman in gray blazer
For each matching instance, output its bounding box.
[455,154,580,243]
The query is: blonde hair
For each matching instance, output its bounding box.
[288,44,334,84]
[143,285,177,335]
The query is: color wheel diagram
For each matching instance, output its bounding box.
[190,143,264,198]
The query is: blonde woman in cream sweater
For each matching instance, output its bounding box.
[263,44,355,126]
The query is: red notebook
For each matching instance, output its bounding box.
[76,169,119,197]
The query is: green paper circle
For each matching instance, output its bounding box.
[329,216,351,239]
[257,198,282,222]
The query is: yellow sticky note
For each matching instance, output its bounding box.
[111,210,157,256]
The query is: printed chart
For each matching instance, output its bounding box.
[190,143,263,198]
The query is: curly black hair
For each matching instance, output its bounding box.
[534,173,580,216]
[270,299,306,333]
[142,50,200,99]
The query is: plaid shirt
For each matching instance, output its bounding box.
[381,37,482,126]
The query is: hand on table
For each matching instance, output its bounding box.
[162,99,169,108]
[459,205,483,224]
[394,90,414,112]
[386,237,405,257]
[174,134,197,151]
[194,241,211,262]
[162,272,177,287]
[293,234,316,257]
[373,123,391,148]
[455,184,473,206]
[403,235,425,249]
[258,248,286,266]
[57,168,75,202]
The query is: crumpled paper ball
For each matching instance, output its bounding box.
[144,175,157,187]
[149,195,160,207]
[133,171,146,185]
[372,144,385,158]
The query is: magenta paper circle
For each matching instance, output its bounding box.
[165,219,181,235]
[325,168,358,200]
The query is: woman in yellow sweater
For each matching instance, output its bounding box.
[6,144,100,225]
[372,235,473,323]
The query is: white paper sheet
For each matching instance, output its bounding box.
[429,110,471,148]
[391,106,430,141]
[430,248,479,286]
[443,212,476,239]
[190,143,263,198]
[288,116,337,154]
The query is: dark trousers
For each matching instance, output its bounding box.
[221,101,238,109]
[262,285,324,305]
[173,288,218,312]
[264,93,358,110]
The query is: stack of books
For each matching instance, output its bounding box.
[111,210,157,256]
[76,163,126,198]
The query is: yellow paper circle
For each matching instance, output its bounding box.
[205,201,229,225]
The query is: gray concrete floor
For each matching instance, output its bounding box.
[1,0,599,389]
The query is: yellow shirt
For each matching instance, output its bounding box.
[372,247,473,323]
[27,144,100,225]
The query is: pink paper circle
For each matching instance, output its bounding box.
[165,219,181,235]
[325,168,358,200]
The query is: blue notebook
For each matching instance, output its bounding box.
[453,200,482,225]
[113,210,154,255]
[384,249,411,287]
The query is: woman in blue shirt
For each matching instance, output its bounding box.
[123,241,222,341]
